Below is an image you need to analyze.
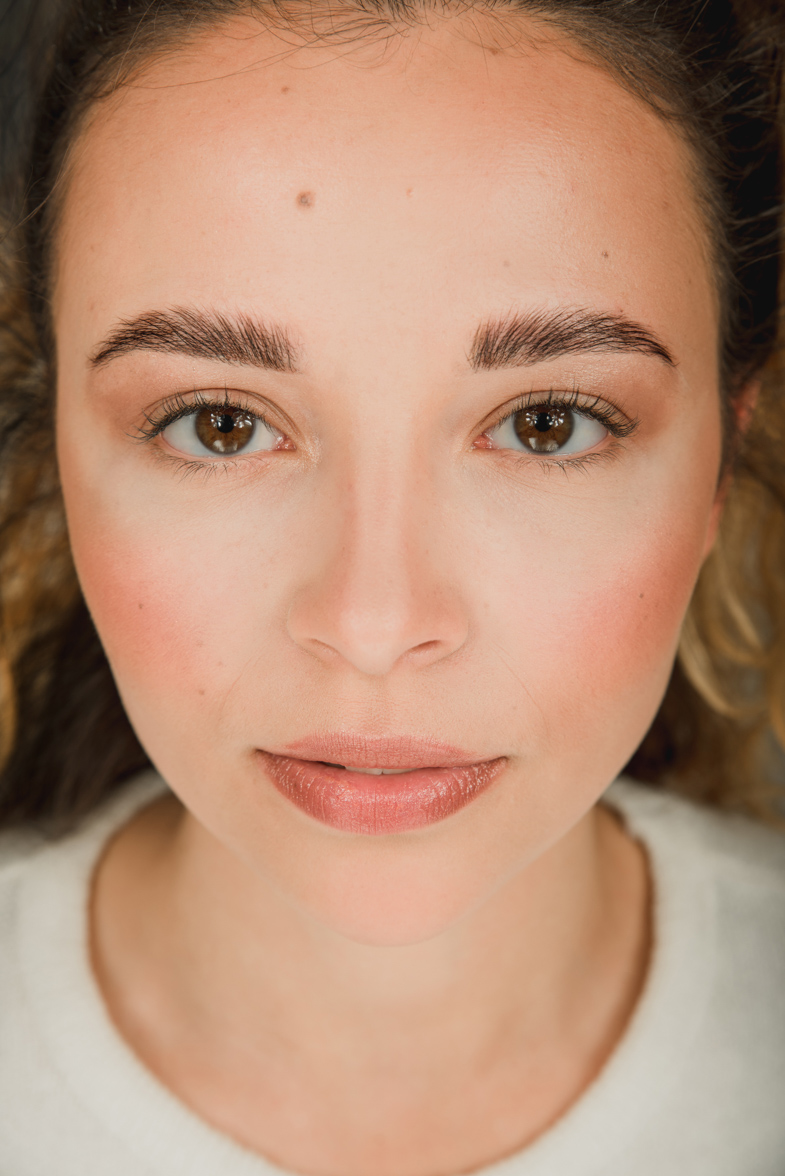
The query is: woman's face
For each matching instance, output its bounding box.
[56,16,722,943]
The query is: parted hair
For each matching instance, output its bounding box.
[0,0,784,829]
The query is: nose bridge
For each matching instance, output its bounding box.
[343,448,418,600]
[287,442,468,676]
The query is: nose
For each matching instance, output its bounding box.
[286,467,469,677]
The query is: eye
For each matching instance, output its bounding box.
[486,404,608,456]
[162,406,285,458]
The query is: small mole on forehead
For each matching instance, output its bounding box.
[602,250,609,258]
[297,190,315,208]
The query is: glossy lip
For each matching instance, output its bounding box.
[257,735,506,836]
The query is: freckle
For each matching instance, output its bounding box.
[281,85,290,93]
[138,602,143,609]
[297,190,315,208]
[602,251,609,259]
[198,688,206,696]
[639,592,644,598]
[503,259,510,268]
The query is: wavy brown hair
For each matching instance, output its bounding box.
[0,0,784,830]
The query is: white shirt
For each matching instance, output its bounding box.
[0,774,784,1175]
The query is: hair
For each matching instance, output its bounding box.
[0,0,783,831]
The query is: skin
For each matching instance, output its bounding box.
[54,12,727,1176]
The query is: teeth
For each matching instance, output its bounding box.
[341,766,411,775]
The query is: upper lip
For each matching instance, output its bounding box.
[274,733,488,771]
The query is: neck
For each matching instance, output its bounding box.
[91,792,649,1175]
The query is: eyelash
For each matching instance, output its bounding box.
[134,389,284,477]
[483,388,638,468]
[136,390,271,442]
[134,386,638,476]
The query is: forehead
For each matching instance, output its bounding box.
[55,14,716,371]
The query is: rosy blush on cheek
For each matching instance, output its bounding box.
[62,505,252,732]
[566,552,706,767]
[473,468,720,798]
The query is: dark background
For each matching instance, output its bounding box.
[1,0,61,205]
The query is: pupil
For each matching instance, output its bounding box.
[513,405,573,454]
[194,406,256,454]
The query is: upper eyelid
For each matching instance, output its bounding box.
[138,389,287,439]
[482,390,636,435]
[493,389,618,418]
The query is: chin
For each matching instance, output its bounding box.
[292,868,486,947]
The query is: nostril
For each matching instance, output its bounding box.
[286,568,469,676]
[411,639,442,656]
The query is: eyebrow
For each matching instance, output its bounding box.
[90,304,673,375]
[89,307,298,372]
[469,307,675,370]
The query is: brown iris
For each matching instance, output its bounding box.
[194,407,257,454]
[513,407,574,453]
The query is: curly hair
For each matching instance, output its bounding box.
[0,0,783,829]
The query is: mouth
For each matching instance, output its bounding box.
[257,735,506,836]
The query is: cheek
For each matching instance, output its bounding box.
[59,456,287,745]
[475,451,720,767]
[71,530,270,707]
[576,550,705,763]
[557,527,695,710]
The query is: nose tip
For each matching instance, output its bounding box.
[287,583,468,677]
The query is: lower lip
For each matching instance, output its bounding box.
[258,753,506,835]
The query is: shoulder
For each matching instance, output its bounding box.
[606,778,785,1048]
[597,779,785,1168]
[0,773,170,931]
[0,772,169,882]
[606,776,785,897]
[0,773,171,1170]
[0,825,48,879]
